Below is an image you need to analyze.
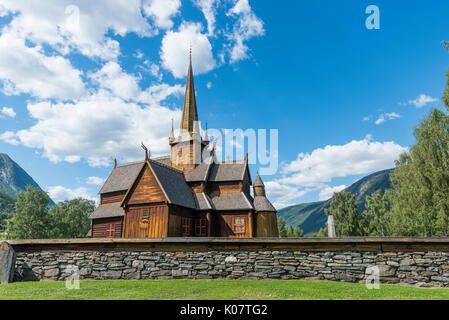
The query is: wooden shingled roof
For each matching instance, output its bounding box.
[89,203,125,220]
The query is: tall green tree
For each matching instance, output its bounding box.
[293,226,304,237]
[6,187,52,239]
[49,199,95,239]
[277,217,288,238]
[361,190,391,236]
[388,107,449,236]
[324,191,360,237]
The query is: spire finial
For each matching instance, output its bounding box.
[204,121,209,141]
[189,43,192,63]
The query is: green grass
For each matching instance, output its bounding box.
[1,280,449,300]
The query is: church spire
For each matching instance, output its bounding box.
[180,48,198,135]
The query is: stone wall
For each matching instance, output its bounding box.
[13,250,449,287]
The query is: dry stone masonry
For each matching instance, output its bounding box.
[13,250,449,287]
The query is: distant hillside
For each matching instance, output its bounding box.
[0,153,53,212]
[278,169,393,236]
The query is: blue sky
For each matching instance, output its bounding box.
[0,0,448,208]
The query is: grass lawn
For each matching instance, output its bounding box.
[0,280,449,300]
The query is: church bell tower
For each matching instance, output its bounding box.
[170,51,209,171]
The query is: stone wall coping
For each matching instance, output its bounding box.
[8,237,449,245]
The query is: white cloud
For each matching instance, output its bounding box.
[263,136,407,209]
[0,0,154,60]
[194,0,219,36]
[86,176,106,186]
[265,181,315,210]
[142,0,181,30]
[318,185,347,201]
[161,22,216,78]
[280,135,407,187]
[406,94,438,108]
[1,107,16,118]
[134,50,144,59]
[2,89,182,167]
[207,82,213,89]
[375,112,401,125]
[226,0,265,63]
[47,185,97,203]
[90,61,140,101]
[0,131,19,145]
[0,31,86,100]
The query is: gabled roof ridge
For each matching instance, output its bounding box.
[116,160,144,168]
[149,159,184,174]
[219,160,246,165]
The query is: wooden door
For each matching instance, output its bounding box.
[123,205,168,238]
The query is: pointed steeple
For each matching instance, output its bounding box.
[180,49,198,134]
[254,172,265,188]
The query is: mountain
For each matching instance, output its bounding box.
[0,153,53,213]
[278,169,393,236]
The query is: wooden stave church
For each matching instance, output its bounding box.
[88,57,278,239]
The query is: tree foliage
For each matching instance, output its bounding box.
[324,191,361,237]
[387,107,449,236]
[6,186,52,239]
[278,217,303,238]
[48,198,95,239]
[6,187,95,239]
[361,190,391,236]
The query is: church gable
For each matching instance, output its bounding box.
[122,162,168,206]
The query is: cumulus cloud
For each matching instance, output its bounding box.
[0,31,86,100]
[161,22,216,78]
[405,94,438,108]
[2,90,182,167]
[47,185,97,203]
[1,107,16,118]
[142,0,181,30]
[265,181,315,210]
[318,185,347,201]
[263,136,407,209]
[86,176,106,186]
[280,135,407,187]
[0,0,154,60]
[0,131,19,145]
[90,62,140,101]
[226,0,265,63]
[375,112,401,125]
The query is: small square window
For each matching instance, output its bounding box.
[233,216,245,234]
[195,219,207,237]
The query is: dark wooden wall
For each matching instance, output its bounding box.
[101,191,126,205]
[207,182,243,196]
[255,212,278,237]
[92,217,123,238]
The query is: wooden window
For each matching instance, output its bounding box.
[182,217,191,236]
[141,209,150,224]
[233,216,246,234]
[195,218,207,237]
